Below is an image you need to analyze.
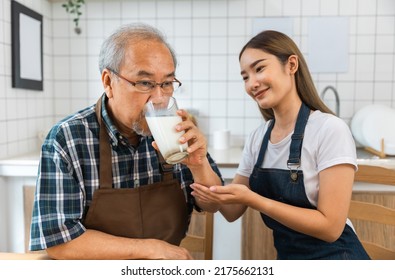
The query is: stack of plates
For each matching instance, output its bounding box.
[351,104,395,155]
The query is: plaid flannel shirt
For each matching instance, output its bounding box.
[30,94,222,251]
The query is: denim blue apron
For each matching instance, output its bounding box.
[249,103,370,259]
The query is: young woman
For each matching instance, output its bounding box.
[191,30,370,260]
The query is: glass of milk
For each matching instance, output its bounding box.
[145,96,189,164]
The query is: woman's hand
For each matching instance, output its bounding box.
[190,183,252,205]
[191,175,250,222]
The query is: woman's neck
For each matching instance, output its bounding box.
[271,98,302,143]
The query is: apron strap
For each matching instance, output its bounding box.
[95,95,174,189]
[158,153,174,181]
[287,103,310,169]
[254,119,275,168]
[254,103,310,170]
[95,96,113,189]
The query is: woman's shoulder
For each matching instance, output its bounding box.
[305,111,354,149]
[308,110,349,131]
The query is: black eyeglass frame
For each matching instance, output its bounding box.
[107,68,182,93]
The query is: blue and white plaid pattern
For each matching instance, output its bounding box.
[29,94,222,251]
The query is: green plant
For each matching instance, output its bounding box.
[62,0,85,34]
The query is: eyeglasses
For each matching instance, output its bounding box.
[107,68,182,94]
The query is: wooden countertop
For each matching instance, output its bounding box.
[208,147,395,168]
[0,148,394,177]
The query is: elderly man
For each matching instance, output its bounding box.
[30,23,222,260]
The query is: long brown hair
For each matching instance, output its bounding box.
[239,30,334,120]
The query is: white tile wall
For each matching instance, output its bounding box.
[0,0,394,159]
[0,0,53,159]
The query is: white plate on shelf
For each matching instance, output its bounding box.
[361,105,395,155]
[350,104,388,147]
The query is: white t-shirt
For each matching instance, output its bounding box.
[237,110,357,207]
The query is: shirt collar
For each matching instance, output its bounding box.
[100,93,153,147]
[100,93,122,146]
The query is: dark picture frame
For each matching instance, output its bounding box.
[11,1,43,91]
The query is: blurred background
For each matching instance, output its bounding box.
[0,0,394,159]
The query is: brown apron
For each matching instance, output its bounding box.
[83,97,189,245]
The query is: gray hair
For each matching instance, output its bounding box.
[98,23,177,73]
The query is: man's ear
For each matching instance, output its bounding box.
[288,55,298,75]
[102,69,113,98]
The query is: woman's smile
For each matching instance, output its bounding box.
[253,87,270,99]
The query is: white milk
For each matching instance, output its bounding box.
[146,115,188,163]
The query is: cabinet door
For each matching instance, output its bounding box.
[23,185,35,252]
[242,208,276,260]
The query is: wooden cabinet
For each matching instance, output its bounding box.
[242,208,276,260]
